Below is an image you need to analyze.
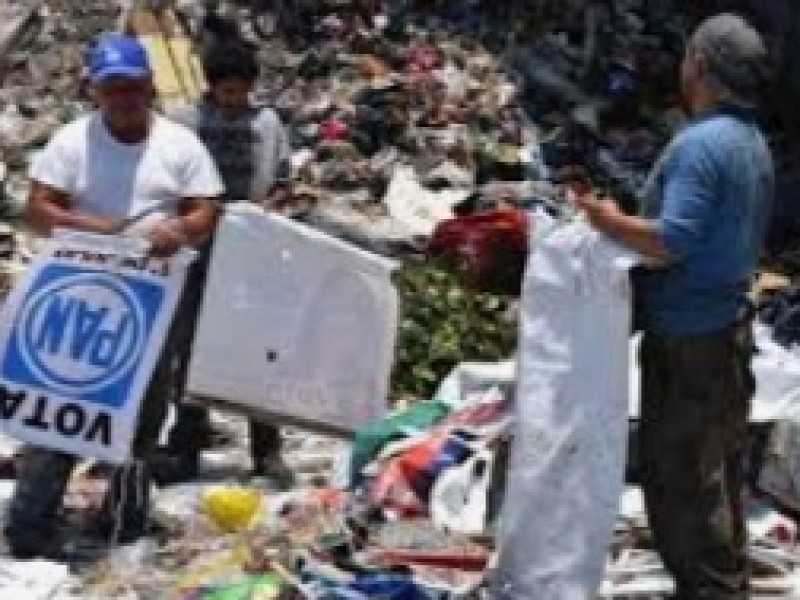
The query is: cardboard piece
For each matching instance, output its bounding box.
[0,231,190,463]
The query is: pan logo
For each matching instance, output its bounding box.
[2,265,163,407]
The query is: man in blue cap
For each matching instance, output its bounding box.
[4,33,224,559]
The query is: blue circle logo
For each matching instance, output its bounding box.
[16,273,145,396]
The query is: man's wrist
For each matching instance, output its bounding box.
[588,204,622,238]
[168,218,192,244]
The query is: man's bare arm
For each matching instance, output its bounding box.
[145,196,220,256]
[176,196,219,245]
[574,192,672,267]
[26,181,124,235]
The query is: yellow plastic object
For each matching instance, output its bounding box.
[203,487,263,533]
[139,34,206,106]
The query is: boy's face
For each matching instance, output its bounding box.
[209,77,253,117]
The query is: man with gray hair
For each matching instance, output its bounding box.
[576,14,773,598]
[686,11,771,108]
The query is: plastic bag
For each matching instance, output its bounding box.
[369,458,429,517]
[431,448,494,536]
[491,213,639,599]
[350,400,451,485]
[203,487,263,533]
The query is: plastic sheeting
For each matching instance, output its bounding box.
[491,213,638,599]
[188,204,398,433]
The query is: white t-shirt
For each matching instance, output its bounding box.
[30,113,224,223]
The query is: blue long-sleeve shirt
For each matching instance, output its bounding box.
[638,108,774,335]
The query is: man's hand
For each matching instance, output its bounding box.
[175,197,219,245]
[571,189,672,266]
[27,182,128,236]
[255,182,293,211]
[573,191,625,234]
[96,218,127,236]
[145,219,189,257]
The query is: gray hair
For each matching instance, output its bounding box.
[687,13,769,106]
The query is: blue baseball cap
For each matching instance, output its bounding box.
[87,34,150,83]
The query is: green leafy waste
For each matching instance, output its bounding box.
[390,262,518,400]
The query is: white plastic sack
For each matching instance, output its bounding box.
[492,213,639,600]
[188,205,397,433]
[0,231,190,464]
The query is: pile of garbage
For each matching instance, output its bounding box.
[50,297,800,598]
[244,0,678,247]
[24,363,509,599]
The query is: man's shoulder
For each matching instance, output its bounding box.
[674,117,720,148]
[149,115,223,191]
[49,112,95,144]
[679,112,762,149]
[669,116,736,165]
[153,114,205,143]
[150,116,214,168]
[663,114,772,200]
[164,101,201,128]
[252,105,284,131]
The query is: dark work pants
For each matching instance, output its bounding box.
[168,404,281,460]
[639,324,754,600]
